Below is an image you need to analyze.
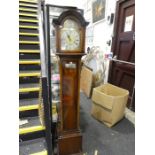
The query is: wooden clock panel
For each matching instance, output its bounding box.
[60,58,80,131]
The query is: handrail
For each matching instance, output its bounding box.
[44,5,52,115]
[38,0,47,77]
[38,0,53,155]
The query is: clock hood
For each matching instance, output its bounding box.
[52,10,89,27]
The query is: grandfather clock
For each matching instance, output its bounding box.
[53,10,89,155]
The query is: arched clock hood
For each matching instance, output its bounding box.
[52,10,89,27]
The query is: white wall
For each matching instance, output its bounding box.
[45,0,84,9]
[83,0,117,82]
[45,0,117,83]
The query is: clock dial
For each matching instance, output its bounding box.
[60,19,81,51]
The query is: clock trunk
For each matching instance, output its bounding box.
[57,54,84,155]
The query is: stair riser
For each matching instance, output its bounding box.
[19,53,40,60]
[19,44,40,49]
[19,15,38,19]
[19,131,45,142]
[19,22,38,27]
[19,36,39,41]
[19,5,38,10]
[20,10,36,17]
[19,77,40,84]
[19,29,39,34]
[19,91,39,99]
[19,109,38,118]
[19,64,41,71]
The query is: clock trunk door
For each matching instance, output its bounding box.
[60,58,80,131]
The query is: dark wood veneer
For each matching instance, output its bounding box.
[53,9,88,155]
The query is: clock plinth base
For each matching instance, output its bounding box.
[58,132,82,155]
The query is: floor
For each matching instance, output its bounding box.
[80,93,135,155]
[20,92,135,155]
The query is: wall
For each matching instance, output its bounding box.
[83,0,117,82]
[45,0,117,83]
[45,0,84,9]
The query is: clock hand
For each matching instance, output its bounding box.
[67,34,71,41]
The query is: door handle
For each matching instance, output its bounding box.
[113,55,117,60]
[112,55,135,65]
[133,32,135,40]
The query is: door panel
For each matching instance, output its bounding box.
[109,0,135,111]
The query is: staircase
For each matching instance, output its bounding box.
[19,0,51,154]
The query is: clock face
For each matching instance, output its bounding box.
[60,19,81,51]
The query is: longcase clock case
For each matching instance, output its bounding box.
[53,10,89,155]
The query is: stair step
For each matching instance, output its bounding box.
[19,82,39,88]
[19,98,39,111]
[19,53,40,60]
[19,116,44,135]
[19,49,40,53]
[19,71,41,77]
[30,151,47,155]
[19,25,39,29]
[19,32,39,36]
[19,64,41,71]
[19,18,38,23]
[19,83,40,93]
[19,40,40,44]
[19,60,40,65]
[19,13,38,17]
[19,3,38,8]
[19,87,40,93]
[19,98,39,107]
[19,7,38,12]
[19,138,47,155]
[19,125,45,135]
[19,0,38,3]
[19,77,39,85]
[19,104,38,112]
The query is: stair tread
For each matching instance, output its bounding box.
[19,98,39,107]
[19,118,44,134]
[19,83,39,89]
[19,71,41,77]
[19,116,41,128]
[19,138,47,155]
[19,59,40,60]
[19,3,38,8]
[19,49,40,53]
[19,0,38,3]
[19,18,38,23]
[19,25,39,29]
[19,40,40,44]
[19,60,40,65]
[19,70,40,73]
[19,13,38,17]
[19,7,38,13]
[19,32,39,36]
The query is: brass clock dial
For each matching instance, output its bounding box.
[60,19,81,51]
